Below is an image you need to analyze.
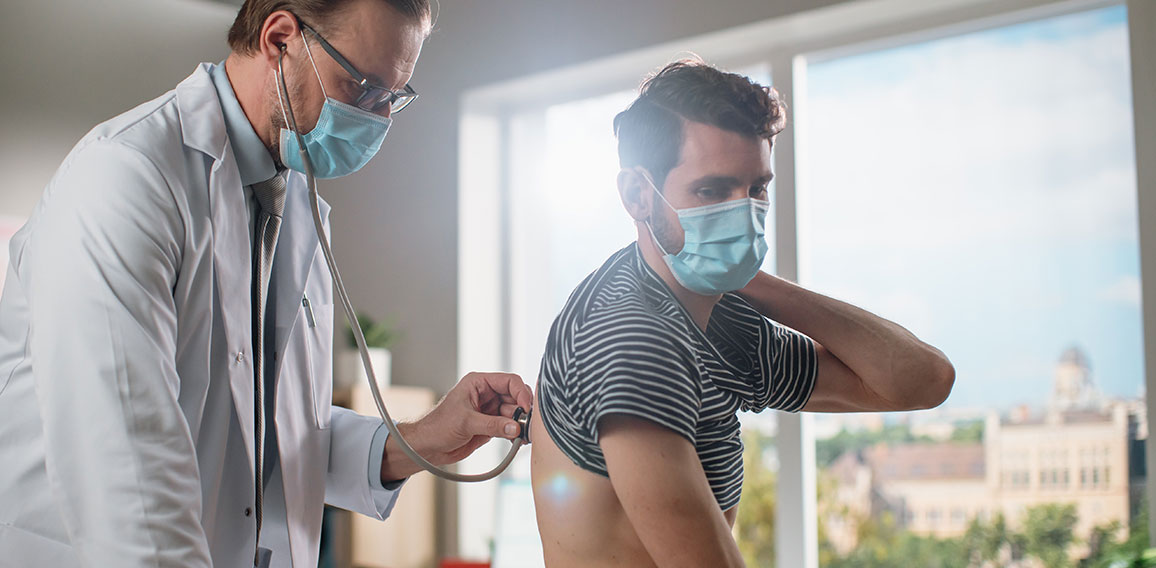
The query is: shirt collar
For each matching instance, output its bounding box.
[209,60,278,187]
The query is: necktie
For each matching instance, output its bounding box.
[251,172,286,567]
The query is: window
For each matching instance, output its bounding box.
[952,508,966,524]
[460,0,1149,565]
[803,6,1142,564]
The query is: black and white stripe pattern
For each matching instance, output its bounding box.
[537,243,818,511]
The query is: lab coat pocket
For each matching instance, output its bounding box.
[0,524,80,565]
[305,301,335,430]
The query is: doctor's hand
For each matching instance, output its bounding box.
[381,372,533,482]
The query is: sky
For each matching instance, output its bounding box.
[800,6,1140,409]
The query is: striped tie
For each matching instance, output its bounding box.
[250,172,285,567]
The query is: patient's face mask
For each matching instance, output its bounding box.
[275,32,392,179]
[642,172,770,295]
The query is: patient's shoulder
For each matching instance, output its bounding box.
[542,242,699,382]
[572,245,689,328]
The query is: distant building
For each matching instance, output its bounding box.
[986,404,1131,547]
[824,443,987,554]
[825,347,1140,557]
[1051,346,1100,411]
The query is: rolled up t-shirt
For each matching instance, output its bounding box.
[536,243,818,510]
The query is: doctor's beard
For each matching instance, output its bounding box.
[267,67,308,170]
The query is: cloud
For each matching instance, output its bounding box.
[798,16,1137,254]
[1098,275,1142,306]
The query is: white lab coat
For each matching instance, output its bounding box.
[0,64,397,567]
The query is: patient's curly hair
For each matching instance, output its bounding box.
[613,58,786,189]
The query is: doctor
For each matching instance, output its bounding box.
[0,0,532,567]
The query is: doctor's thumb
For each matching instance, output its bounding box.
[472,413,520,440]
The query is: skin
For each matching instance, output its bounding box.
[531,119,956,566]
[222,1,534,483]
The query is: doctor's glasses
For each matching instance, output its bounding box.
[298,20,419,114]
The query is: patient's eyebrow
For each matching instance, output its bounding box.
[687,175,741,188]
[687,174,775,188]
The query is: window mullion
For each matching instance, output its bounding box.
[773,51,819,568]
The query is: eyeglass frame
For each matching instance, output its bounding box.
[297,19,418,114]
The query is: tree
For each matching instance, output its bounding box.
[824,512,969,568]
[964,513,1012,566]
[1084,498,1149,568]
[816,424,932,467]
[736,431,777,566]
[950,420,984,444]
[1084,520,1123,567]
[1022,503,1079,568]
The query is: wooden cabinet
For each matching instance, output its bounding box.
[331,384,438,568]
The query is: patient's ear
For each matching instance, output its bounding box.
[617,168,652,222]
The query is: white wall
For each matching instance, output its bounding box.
[0,0,237,217]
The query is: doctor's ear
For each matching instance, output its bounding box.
[618,168,654,222]
[258,10,302,69]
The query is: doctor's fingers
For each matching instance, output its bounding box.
[463,408,523,440]
[496,403,524,418]
[477,394,529,416]
[462,372,534,410]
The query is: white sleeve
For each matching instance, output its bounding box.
[24,140,212,566]
[324,407,404,519]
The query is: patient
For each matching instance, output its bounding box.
[530,59,956,567]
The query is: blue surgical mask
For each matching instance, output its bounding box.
[276,33,391,179]
[642,172,770,295]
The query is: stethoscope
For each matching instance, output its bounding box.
[276,44,530,482]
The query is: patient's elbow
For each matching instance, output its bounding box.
[915,352,955,410]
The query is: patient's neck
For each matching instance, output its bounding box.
[635,229,721,333]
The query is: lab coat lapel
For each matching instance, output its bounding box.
[176,63,258,484]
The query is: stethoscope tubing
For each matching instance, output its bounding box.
[277,47,524,482]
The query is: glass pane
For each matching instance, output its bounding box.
[797,7,1143,567]
[493,89,636,568]
[507,90,638,388]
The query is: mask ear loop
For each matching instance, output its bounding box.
[299,27,329,101]
[640,169,678,213]
[638,168,676,257]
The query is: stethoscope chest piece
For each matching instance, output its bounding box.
[512,407,532,444]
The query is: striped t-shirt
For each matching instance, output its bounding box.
[537,243,818,510]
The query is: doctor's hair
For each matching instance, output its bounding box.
[613,58,786,191]
[227,0,432,55]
